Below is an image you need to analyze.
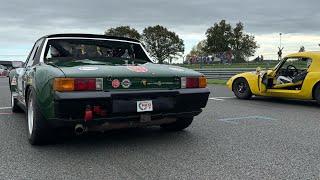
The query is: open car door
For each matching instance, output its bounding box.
[258,71,268,93]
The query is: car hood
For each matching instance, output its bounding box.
[54,62,202,78]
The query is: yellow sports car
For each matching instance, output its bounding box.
[227,51,320,102]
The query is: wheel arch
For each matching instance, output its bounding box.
[232,77,250,92]
[312,81,320,99]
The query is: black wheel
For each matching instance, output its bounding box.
[232,78,252,99]
[26,89,52,145]
[11,92,23,113]
[313,84,320,104]
[160,117,193,131]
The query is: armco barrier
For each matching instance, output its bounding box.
[194,68,256,79]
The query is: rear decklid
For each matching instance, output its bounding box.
[54,62,202,90]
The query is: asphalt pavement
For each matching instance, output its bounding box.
[1,77,320,179]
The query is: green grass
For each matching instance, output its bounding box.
[207,79,227,85]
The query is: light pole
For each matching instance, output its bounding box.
[279,33,282,48]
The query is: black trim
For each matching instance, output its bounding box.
[48,110,202,128]
[54,88,210,100]
[39,33,140,43]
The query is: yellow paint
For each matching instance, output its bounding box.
[227,51,320,100]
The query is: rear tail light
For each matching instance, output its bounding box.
[75,79,96,91]
[53,78,103,91]
[181,77,207,88]
[198,76,207,88]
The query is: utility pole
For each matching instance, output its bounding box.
[277,33,283,61]
[279,33,282,48]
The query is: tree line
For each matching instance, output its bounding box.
[105,20,258,64]
[105,25,184,64]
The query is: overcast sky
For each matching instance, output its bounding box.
[1,0,320,61]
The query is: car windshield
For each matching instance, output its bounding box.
[44,38,151,65]
[274,58,285,70]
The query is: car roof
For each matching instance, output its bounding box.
[40,33,140,43]
[285,51,320,59]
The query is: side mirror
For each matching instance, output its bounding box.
[12,61,24,68]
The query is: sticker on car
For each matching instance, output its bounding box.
[137,100,153,112]
[127,66,148,73]
[112,79,120,88]
[121,79,131,88]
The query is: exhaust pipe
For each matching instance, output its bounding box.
[74,124,85,135]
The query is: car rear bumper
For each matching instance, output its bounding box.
[49,88,210,127]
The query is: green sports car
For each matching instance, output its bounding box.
[9,34,210,145]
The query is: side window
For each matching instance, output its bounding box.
[24,44,37,67]
[281,58,312,71]
[25,39,43,67]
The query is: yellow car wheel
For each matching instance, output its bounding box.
[232,78,252,99]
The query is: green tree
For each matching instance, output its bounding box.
[189,40,207,56]
[230,22,258,62]
[142,25,184,64]
[104,26,141,40]
[204,20,258,62]
[205,20,232,54]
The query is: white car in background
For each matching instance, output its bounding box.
[0,65,6,76]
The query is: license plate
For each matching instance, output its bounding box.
[137,100,153,112]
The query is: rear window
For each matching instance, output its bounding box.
[44,38,151,64]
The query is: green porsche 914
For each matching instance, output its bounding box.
[8,34,210,145]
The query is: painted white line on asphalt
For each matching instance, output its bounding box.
[0,112,12,115]
[209,98,225,101]
[0,107,11,110]
[215,97,234,99]
[217,116,277,124]
[209,97,234,101]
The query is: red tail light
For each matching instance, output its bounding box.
[54,78,103,91]
[75,79,96,91]
[181,77,207,88]
[186,78,199,88]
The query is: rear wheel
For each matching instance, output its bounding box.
[313,84,320,104]
[160,117,193,131]
[232,78,252,99]
[27,89,52,145]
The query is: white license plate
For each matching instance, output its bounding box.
[137,100,153,112]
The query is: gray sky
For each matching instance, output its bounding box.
[1,0,320,61]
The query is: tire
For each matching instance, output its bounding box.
[11,92,23,113]
[26,89,52,145]
[160,117,193,131]
[314,84,320,104]
[232,78,252,99]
